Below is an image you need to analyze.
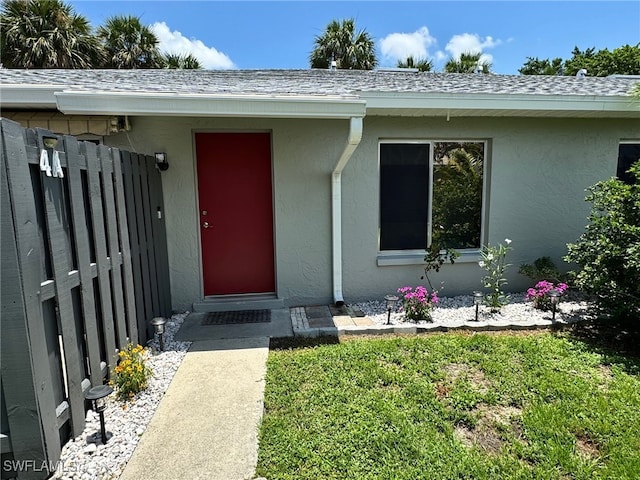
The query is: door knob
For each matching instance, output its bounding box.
[202,221,210,229]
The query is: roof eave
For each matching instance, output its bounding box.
[361,92,640,118]
[0,85,62,108]
[54,91,367,119]
[3,85,637,119]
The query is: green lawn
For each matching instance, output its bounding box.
[256,331,640,480]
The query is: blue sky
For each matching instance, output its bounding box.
[68,1,639,74]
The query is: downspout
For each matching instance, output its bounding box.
[332,116,363,306]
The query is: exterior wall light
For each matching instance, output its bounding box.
[151,317,168,351]
[85,384,113,444]
[154,152,169,171]
[549,290,560,322]
[42,135,59,149]
[473,291,484,321]
[384,295,399,325]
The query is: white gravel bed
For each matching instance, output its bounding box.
[351,292,596,326]
[52,312,192,480]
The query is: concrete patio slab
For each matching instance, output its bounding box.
[176,308,292,342]
[353,317,375,326]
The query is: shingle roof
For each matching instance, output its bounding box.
[1,68,637,97]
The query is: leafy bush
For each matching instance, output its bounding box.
[565,161,640,321]
[110,343,152,400]
[526,280,569,311]
[519,256,567,284]
[479,239,512,311]
[398,286,438,321]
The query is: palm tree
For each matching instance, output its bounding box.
[162,52,202,69]
[397,56,433,72]
[0,0,103,68]
[97,15,162,68]
[310,18,376,70]
[444,52,491,73]
[432,143,484,249]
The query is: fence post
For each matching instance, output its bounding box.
[130,153,154,342]
[1,119,59,478]
[112,148,138,345]
[35,129,86,438]
[147,155,172,317]
[81,141,117,374]
[62,135,103,387]
[121,151,147,343]
[140,155,161,320]
[98,144,128,350]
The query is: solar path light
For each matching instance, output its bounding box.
[549,290,560,322]
[473,291,484,321]
[85,384,113,444]
[384,295,399,325]
[151,317,168,351]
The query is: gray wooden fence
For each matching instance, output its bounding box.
[0,118,171,479]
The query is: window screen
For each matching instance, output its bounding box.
[379,143,430,250]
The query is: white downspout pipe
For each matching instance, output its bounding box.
[332,116,363,305]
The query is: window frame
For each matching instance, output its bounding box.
[617,140,640,185]
[377,138,489,266]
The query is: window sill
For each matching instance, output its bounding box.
[377,249,481,267]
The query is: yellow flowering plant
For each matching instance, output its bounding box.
[110,343,152,400]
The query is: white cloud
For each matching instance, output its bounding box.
[151,22,236,70]
[443,33,501,64]
[379,26,437,63]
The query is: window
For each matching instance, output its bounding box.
[617,143,640,185]
[379,140,485,252]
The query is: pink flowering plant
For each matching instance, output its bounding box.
[526,281,569,311]
[397,286,439,321]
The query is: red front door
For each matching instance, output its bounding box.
[195,132,275,296]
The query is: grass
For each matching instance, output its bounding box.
[256,328,640,480]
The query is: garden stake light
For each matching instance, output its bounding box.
[151,317,167,351]
[473,291,484,321]
[384,295,399,325]
[85,384,113,444]
[549,289,560,322]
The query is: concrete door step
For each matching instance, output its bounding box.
[193,294,284,313]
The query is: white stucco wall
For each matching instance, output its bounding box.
[105,114,639,310]
[342,116,640,301]
[107,116,347,310]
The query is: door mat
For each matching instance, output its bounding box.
[201,309,271,325]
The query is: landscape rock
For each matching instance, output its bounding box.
[52,312,191,480]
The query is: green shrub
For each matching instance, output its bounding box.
[565,161,640,321]
[519,256,567,284]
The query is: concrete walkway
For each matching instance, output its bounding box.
[119,337,269,480]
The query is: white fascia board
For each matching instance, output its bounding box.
[55,91,367,119]
[361,92,640,116]
[0,85,61,108]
